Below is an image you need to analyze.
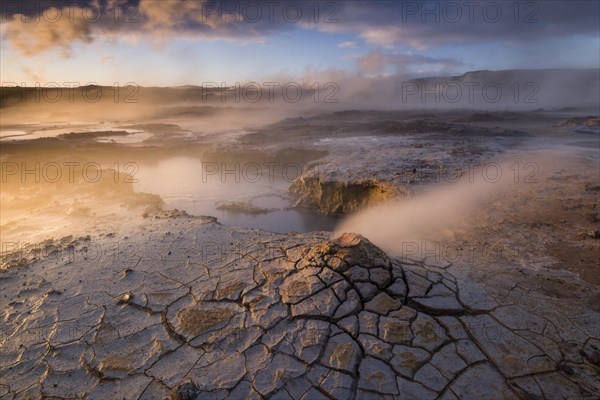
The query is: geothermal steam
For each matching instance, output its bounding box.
[335,152,560,257]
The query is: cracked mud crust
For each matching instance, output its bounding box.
[0,219,599,400]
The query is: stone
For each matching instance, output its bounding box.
[582,339,600,365]
[244,344,271,372]
[92,326,178,379]
[331,279,350,301]
[450,363,514,399]
[45,343,88,373]
[345,265,370,282]
[405,271,432,297]
[291,287,340,318]
[261,320,300,350]
[321,333,361,375]
[396,376,438,400]
[337,315,359,338]
[280,268,324,304]
[492,305,557,338]
[430,343,468,379]
[292,320,329,364]
[187,353,246,391]
[364,292,403,315]
[318,267,344,286]
[227,381,261,400]
[269,390,293,400]
[461,314,556,377]
[379,315,412,344]
[85,374,152,400]
[456,339,487,364]
[355,282,379,301]
[300,388,329,400]
[414,363,448,392]
[357,357,399,394]
[147,345,205,387]
[428,283,455,297]
[534,371,596,399]
[355,389,394,400]
[283,376,312,399]
[334,289,361,319]
[253,353,306,396]
[411,313,448,352]
[456,281,498,311]
[436,316,469,340]
[438,390,460,400]
[359,311,380,336]
[320,370,355,400]
[324,254,348,273]
[389,345,430,378]
[358,334,393,361]
[41,369,98,399]
[509,376,544,399]
[139,380,171,400]
[167,298,244,346]
[386,278,407,299]
[305,365,330,387]
[369,267,392,288]
[411,296,465,315]
[426,271,443,283]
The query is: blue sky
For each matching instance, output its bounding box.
[1,1,598,86]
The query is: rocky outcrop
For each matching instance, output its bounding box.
[291,177,401,215]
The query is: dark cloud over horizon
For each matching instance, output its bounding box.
[2,1,598,53]
[0,0,598,83]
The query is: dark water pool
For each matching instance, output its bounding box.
[134,156,339,233]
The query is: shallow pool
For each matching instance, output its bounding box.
[134,156,339,233]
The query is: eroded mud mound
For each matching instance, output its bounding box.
[1,219,598,399]
[291,178,402,215]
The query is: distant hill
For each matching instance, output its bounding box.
[1,69,598,111]
[401,68,599,109]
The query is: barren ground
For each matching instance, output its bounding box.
[1,109,599,399]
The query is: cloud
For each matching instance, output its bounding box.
[1,0,598,65]
[98,55,113,64]
[322,1,600,49]
[2,5,93,57]
[356,50,464,76]
[357,27,436,51]
[338,41,357,49]
[22,66,45,82]
[0,0,284,57]
[357,51,385,75]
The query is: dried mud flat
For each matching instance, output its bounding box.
[1,218,599,400]
[1,110,599,399]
